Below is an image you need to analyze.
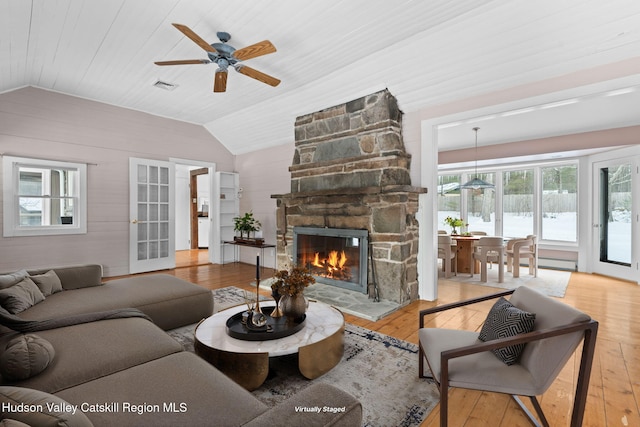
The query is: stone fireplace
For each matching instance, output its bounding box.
[272,89,427,304]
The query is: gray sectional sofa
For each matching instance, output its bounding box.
[0,265,362,426]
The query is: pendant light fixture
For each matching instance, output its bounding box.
[459,127,495,190]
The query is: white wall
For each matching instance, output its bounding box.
[235,144,292,270]
[0,87,234,276]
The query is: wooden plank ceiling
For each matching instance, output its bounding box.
[1,0,640,154]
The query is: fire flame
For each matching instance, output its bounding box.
[312,253,322,268]
[329,250,347,269]
[312,250,348,272]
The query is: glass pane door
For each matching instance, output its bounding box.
[129,158,175,274]
[599,164,632,266]
[592,157,637,283]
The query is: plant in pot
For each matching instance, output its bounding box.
[444,216,466,235]
[233,211,261,242]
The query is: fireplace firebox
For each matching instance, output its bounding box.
[293,227,368,294]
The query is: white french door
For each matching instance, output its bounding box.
[129,158,175,274]
[591,157,639,282]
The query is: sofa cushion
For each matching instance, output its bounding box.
[53,265,103,291]
[419,328,538,395]
[0,386,93,427]
[0,317,182,394]
[0,334,55,381]
[25,265,103,291]
[0,271,28,290]
[478,297,536,365]
[16,274,213,330]
[28,271,63,297]
[55,352,269,427]
[0,278,45,314]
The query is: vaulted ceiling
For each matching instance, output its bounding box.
[2,0,640,155]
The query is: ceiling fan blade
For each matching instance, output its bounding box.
[214,70,228,92]
[172,23,217,53]
[154,59,209,66]
[235,65,280,87]
[233,40,276,61]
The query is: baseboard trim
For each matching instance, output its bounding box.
[528,257,577,272]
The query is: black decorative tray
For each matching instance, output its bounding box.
[225,306,306,341]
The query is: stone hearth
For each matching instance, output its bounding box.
[272,89,426,304]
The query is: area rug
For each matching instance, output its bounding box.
[167,322,438,427]
[439,267,571,298]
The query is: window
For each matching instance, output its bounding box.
[438,161,578,244]
[541,165,577,242]
[437,174,461,232]
[503,169,534,238]
[3,156,87,236]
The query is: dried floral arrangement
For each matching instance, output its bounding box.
[271,265,316,296]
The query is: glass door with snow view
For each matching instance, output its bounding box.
[592,159,638,282]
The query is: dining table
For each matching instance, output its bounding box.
[451,235,480,274]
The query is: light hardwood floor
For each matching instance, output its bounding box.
[175,249,210,268]
[167,251,639,427]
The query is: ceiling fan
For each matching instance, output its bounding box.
[155,23,280,93]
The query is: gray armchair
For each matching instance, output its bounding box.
[418,286,598,427]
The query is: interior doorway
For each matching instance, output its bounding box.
[172,158,216,268]
[190,168,209,250]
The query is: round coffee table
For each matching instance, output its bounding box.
[194,300,344,391]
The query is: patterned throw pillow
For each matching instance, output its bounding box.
[478,297,536,365]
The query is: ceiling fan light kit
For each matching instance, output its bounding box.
[154,23,280,93]
[214,69,228,93]
[460,127,495,190]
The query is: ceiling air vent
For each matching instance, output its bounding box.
[153,80,178,91]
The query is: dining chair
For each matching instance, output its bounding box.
[469,231,489,267]
[472,236,504,283]
[437,235,457,278]
[506,235,538,278]
[418,286,598,427]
